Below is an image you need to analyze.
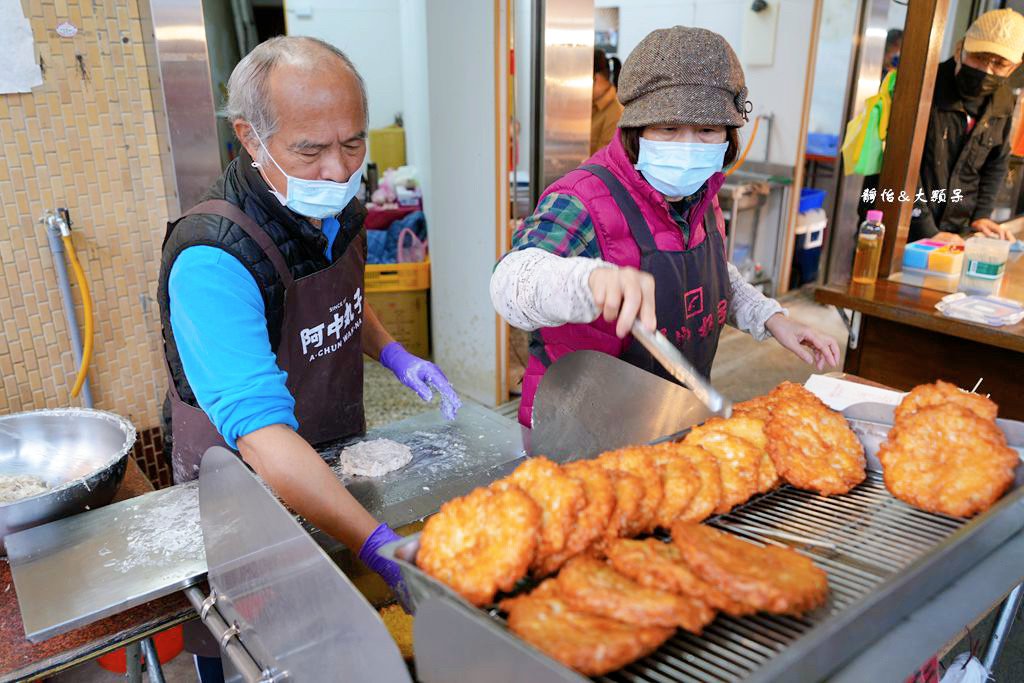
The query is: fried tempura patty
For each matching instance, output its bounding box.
[648,444,700,529]
[606,538,752,616]
[684,429,762,513]
[764,389,865,496]
[732,381,812,421]
[597,446,664,534]
[671,444,724,523]
[691,416,779,493]
[879,403,1017,517]
[597,470,646,549]
[894,380,999,423]
[501,580,673,676]
[534,460,615,575]
[732,394,775,421]
[494,457,586,574]
[556,555,716,632]
[419,484,540,606]
[671,523,829,615]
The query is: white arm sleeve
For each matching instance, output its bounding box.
[727,262,786,341]
[490,248,617,331]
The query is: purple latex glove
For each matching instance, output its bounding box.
[379,342,462,420]
[359,523,412,611]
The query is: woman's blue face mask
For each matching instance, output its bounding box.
[251,127,364,220]
[635,137,728,199]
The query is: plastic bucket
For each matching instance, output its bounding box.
[97,626,184,673]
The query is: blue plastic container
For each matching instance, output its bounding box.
[799,188,827,213]
[902,241,938,270]
[806,132,840,157]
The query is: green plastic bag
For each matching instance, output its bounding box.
[841,71,897,176]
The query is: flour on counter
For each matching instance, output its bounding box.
[335,439,413,477]
[0,474,49,504]
[106,485,204,573]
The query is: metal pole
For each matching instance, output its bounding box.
[125,640,142,682]
[43,213,94,408]
[982,583,1024,672]
[141,637,167,683]
[185,587,266,682]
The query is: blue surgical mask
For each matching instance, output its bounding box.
[251,128,364,220]
[635,137,728,199]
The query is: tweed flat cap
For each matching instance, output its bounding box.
[618,26,749,128]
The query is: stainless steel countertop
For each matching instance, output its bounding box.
[8,400,524,642]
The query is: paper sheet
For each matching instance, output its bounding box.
[803,374,905,411]
[0,0,43,94]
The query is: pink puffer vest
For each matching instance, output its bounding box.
[519,131,726,427]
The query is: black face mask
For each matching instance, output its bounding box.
[956,63,1007,98]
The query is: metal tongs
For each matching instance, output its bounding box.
[631,322,733,418]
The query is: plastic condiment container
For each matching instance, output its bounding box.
[959,236,1011,295]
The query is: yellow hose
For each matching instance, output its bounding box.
[725,116,761,177]
[62,234,93,398]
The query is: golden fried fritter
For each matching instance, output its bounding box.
[715,415,768,450]
[556,556,716,633]
[732,394,775,421]
[764,393,866,496]
[494,457,586,574]
[418,485,540,606]
[692,416,779,493]
[606,538,753,616]
[648,444,700,529]
[894,380,999,423]
[879,403,1018,517]
[597,470,646,548]
[684,429,762,513]
[770,381,825,405]
[597,446,664,534]
[733,382,817,421]
[671,523,830,616]
[501,580,674,677]
[672,444,724,523]
[534,460,615,575]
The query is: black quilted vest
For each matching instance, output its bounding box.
[157,149,367,433]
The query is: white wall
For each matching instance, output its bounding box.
[809,0,858,136]
[594,0,817,166]
[399,0,431,189]
[423,0,504,405]
[285,0,405,131]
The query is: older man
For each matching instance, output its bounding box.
[911,8,1024,242]
[157,36,458,679]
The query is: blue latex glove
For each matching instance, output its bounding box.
[359,523,413,611]
[379,342,462,420]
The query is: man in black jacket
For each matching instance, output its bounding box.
[911,9,1024,242]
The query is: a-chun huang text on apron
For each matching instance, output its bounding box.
[164,199,367,485]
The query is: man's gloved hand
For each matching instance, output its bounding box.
[379,342,462,420]
[358,523,413,612]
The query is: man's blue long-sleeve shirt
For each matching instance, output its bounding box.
[168,217,342,448]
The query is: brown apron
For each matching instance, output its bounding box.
[164,200,366,657]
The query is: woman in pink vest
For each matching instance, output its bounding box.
[491,26,840,428]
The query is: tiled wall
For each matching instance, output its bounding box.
[0,1,175,478]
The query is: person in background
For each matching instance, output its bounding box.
[911,9,1024,243]
[157,36,460,681]
[881,29,903,83]
[591,48,624,155]
[492,27,839,429]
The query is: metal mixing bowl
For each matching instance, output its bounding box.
[0,408,136,554]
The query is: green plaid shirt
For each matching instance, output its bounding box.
[512,191,699,258]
